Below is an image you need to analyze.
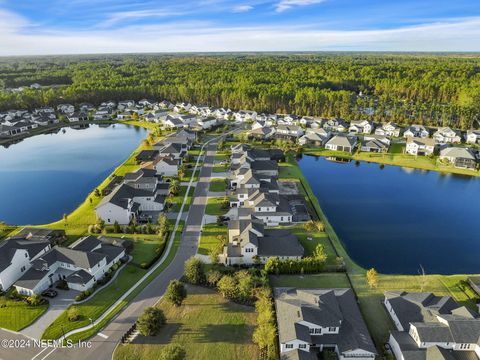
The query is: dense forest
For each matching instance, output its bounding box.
[0,53,479,129]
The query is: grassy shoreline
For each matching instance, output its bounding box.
[303,146,480,177]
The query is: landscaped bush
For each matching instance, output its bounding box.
[67,306,80,322]
[136,307,166,336]
[264,256,327,275]
[26,294,44,306]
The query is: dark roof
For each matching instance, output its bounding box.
[258,230,304,257]
[0,238,50,273]
[281,349,318,360]
[66,269,94,285]
[34,247,105,270]
[275,288,376,355]
[135,150,159,162]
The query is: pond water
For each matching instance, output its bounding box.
[299,155,480,275]
[0,124,147,225]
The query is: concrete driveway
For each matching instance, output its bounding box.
[20,288,79,339]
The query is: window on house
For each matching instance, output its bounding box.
[25,253,28,258]
[309,328,314,334]
[285,344,293,349]
[315,328,321,334]
[299,344,307,349]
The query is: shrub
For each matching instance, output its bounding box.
[184,257,205,284]
[26,294,44,306]
[158,344,186,360]
[165,280,187,307]
[217,275,238,300]
[67,306,80,322]
[136,307,166,336]
[206,270,223,286]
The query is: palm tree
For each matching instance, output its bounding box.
[169,179,180,196]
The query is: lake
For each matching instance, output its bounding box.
[299,155,480,275]
[0,124,147,225]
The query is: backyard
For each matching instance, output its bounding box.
[198,223,228,255]
[113,285,259,360]
[205,197,229,216]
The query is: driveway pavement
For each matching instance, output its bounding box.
[20,288,79,340]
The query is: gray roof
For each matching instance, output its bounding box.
[66,269,94,285]
[326,134,357,147]
[440,147,476,160]
[281,349,318,360]
[275,288,376,355]
[34,246,105,270]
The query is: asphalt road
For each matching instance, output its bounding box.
[0,139,218,360]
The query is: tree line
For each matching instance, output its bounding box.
[1,53,479,129]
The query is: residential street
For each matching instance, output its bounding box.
[0,139,219,360]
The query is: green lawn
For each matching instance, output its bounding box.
[270,273,351,288]
[180,169,199,182]
[212,164,228,173]
[214,153,229,161]
[0,296,49,331]
[128,235,167,267]
[289,225,337,265]
[113,285,259,360]
[198,224,228,255]
[209,178,227,192]
[205,197,228,216]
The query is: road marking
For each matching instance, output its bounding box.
[97,332,108,339]
[40,348,56,360]
[31,346,51,360]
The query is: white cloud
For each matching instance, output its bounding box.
[1,12,480,55]
[275,0,325,12]
[233,5,254,13]
[101,8,187,27]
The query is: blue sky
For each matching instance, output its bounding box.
[1,0,480,55]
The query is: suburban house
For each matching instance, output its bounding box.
[349,120,373,134]
[220,219,303,265]
[375,122,401,137]
[67,111,88,122]
[322,119,348,133]
[274,288,376,360]
[0,238,52,291]
[14,237,126,295]
[135,149,160,163]
[235,110,257,122]
[325,135,358,153]
[298,128,331,146]
[433,127,462,144]
[237,190,294,226]
[466,130,480,144]
[163,116,184,129]
[249,126,276,140]
[14,228,66,245]
[361,135,391,153]
[197,116,218,129]
[404,125,430,139]
[153,156,180,177]
[96,169,166,224]
[405,137,435,156]
[153,142,185,159]
[439,147,477,170]
[384,291,480,360]
[275,125,304,140]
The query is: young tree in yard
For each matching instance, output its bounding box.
[113,221,121,233]
[312,244,328,263]
[165,280,187,307]
[157,213,169,237]
[217,275,238,299]
[253,323,277,358]
[184,256,205,284]
[136,307,166,336]
[168,179,180,196]
[159,344,186,360]
[178,164,186,180]
[366,268,379,288]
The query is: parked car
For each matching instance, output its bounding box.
[41,289,58,298]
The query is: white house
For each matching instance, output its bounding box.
[405,137,435,156]
[275,288,376,360]
[466,130,480,144]
[433,127,462,144]
[375,122,401,137]
[153,156,180,177]
[0,238,51,291]
[14,238,125,295]
[349,120,373,134]
[403,125,429,138]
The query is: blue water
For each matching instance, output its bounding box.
[0,124,147,225]
[299,155,480,275]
